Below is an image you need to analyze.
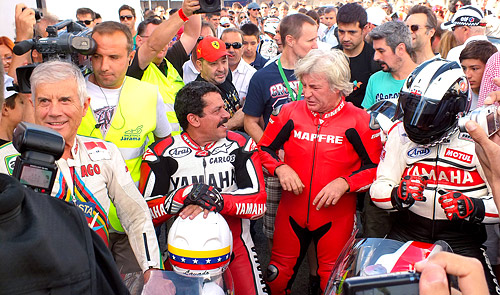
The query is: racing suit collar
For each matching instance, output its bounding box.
[181,132,217,156]
[309,98,346,125]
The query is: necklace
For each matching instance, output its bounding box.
[94,77,127,134]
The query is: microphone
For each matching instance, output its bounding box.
[13,40,35,56]
[95,123,103,129]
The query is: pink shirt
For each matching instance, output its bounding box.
[478,52,500,107]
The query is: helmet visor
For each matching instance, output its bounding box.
[400,91,462,144]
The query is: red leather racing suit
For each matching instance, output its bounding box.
[139,131,268,295]
[370,123,500,294]
[258,100,382,294]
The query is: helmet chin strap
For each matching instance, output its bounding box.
[419,126,459,148]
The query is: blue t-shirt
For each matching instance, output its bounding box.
[251,52,269,71]
[362,71,405,109]
[243,61,301,126]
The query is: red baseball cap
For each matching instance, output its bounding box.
[196,36,231,62]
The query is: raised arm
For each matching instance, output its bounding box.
[137,0,200,69]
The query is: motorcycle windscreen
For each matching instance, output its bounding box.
[141,269,234,295]
[324,237,452,295]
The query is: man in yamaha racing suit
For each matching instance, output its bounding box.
[258,49,383,294]
[139,81,268,295]
[0,61,162,274]
[370,59,500,294]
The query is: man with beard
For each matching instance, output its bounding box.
[360,21,417,239]
[335,3,380,108]
[362,21,417,109]
[405,5,438,64]
[195,36,243,130]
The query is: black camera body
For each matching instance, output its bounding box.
[13,20,96,93]
[195,0,222,14]
[12,122,65,194]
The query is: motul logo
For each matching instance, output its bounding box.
[444,148,472,164]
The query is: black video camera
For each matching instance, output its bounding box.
[13,19,96,93]
[12,122,65,194]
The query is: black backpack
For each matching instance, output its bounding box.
[0,174,129,294]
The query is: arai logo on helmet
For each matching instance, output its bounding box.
[407,147,431,158]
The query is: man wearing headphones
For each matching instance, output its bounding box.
[77,21,172,276]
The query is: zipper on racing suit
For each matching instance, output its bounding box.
[431,144,440,240]
[307,122,322,225]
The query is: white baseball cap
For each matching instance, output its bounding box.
[441,5,486,30]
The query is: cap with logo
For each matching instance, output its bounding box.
[247,2,260,10]
[196,36,231,62]
[441,5,485,30]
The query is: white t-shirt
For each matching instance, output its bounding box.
[86,77,172,138]
[232,59,256,100]
[182,59,199,84]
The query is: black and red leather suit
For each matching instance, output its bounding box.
[258,99,382,294]
[139,131,268,295]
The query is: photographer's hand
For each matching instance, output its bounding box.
[181,0,201,17]
[10,4,37,80]
[15,4,36,42]
[136,0,200,70]
[415,252,488,295]
[466,85,500,211]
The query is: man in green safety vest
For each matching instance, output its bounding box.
[126,10,201,136]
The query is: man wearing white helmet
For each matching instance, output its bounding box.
[371,58,500,294]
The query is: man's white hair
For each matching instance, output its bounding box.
[30,60,87,106]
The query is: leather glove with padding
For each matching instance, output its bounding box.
[391,175,428,210]
[164,183,224,214]
[438,190,485,223]
[184,183,224,212]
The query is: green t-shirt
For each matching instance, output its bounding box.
[362,71,405,109]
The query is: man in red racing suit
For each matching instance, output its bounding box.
[139,81,268,295]
[258,49,382,293]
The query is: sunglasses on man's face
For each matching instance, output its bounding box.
[78,20,93,26]
[225,42,242,49]
[120,15,134,21]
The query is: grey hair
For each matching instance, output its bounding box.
[30,60,87,106]
[295,49,353,97]
[369,21,413,55]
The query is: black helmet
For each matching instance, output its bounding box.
[395,58,470,146]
